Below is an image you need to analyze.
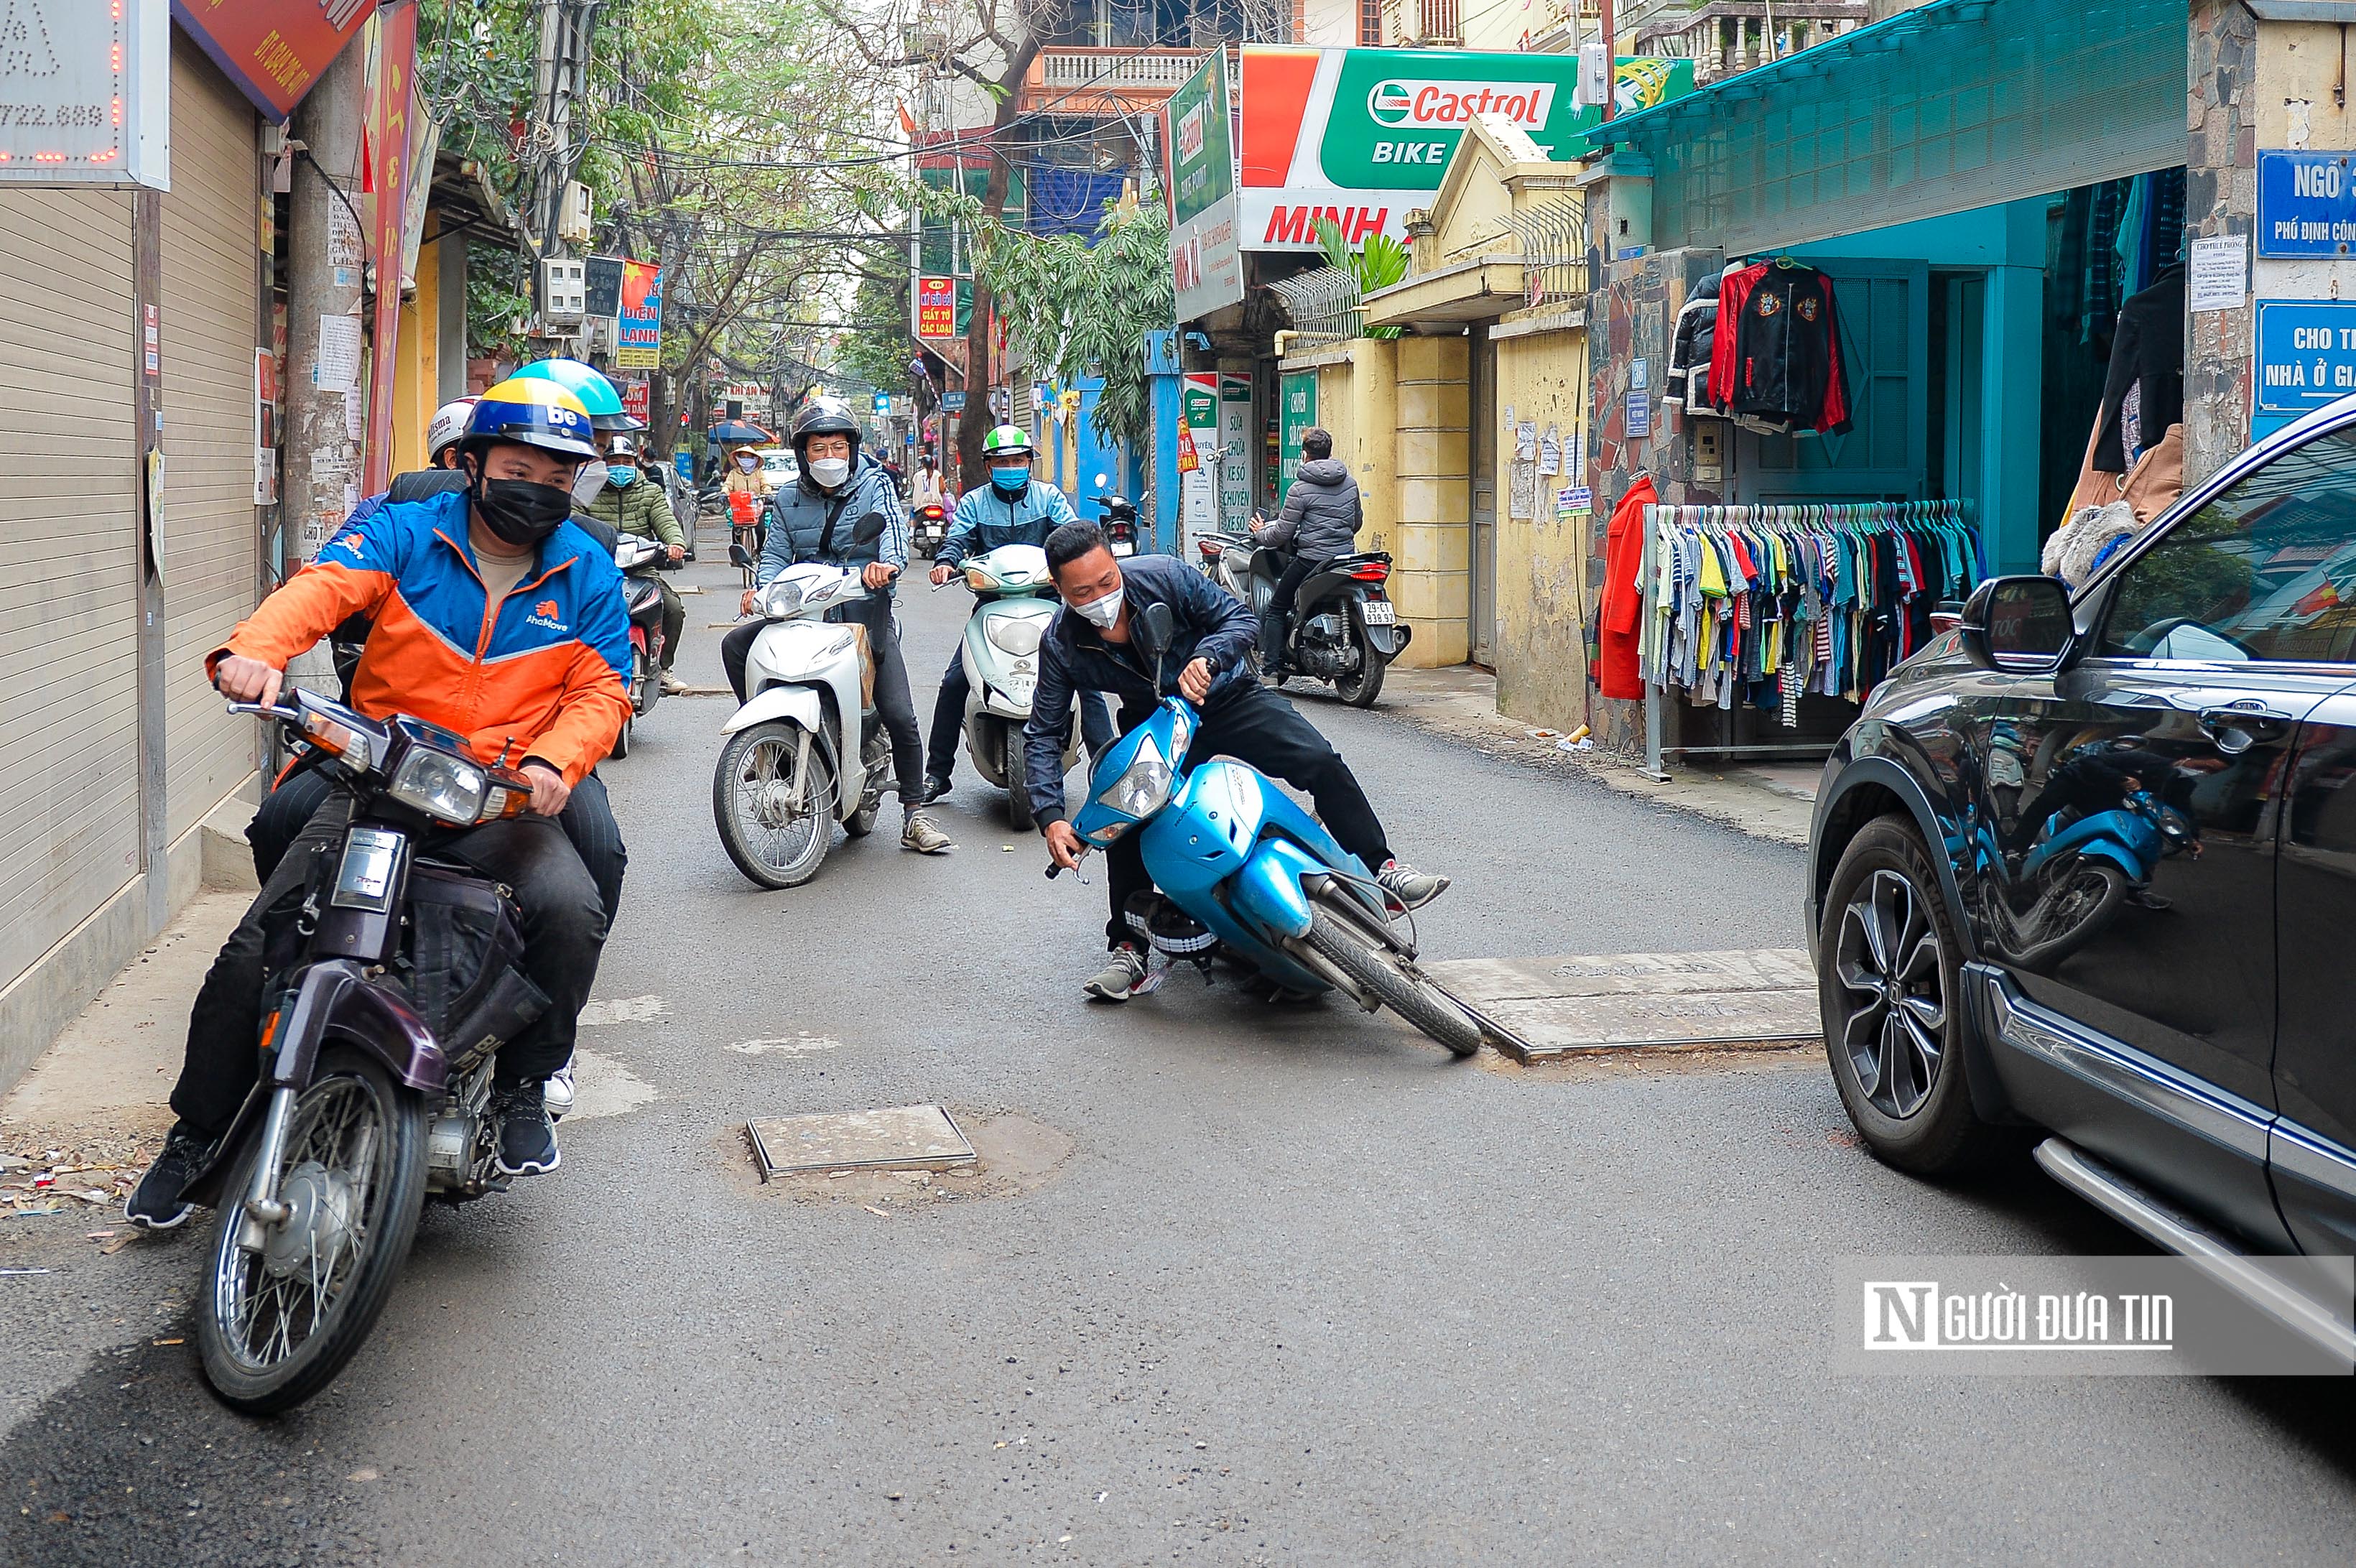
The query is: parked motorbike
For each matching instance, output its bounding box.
[1056,603,1483,1057]
[610,534,680,759]
[1205,535,1408,708]
[1196,531,1254,601]
[179,689,546,1414]
[947,542,1080,830]
[1094,493,1140,557]
[912,501,950,560]
[712,515,894,889]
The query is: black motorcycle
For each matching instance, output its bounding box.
[1094,492,1141,557]
[1242,545,1409,708]
[911,501,949,559]
[180,690,547,1414]
[611,533,680,759]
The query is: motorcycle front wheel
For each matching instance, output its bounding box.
[196,1045,430,1415]
[1004,724,1034,831]
[714,720,835,888]
[1303,909,1482,1057]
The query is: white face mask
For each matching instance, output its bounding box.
[807,457,850,489]
[1073,585,1123,629]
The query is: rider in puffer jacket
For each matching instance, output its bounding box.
[1249,429,1362,670]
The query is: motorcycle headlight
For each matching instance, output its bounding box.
[985,616,1044,656]
[386,746,489,825]
[759,579,805,618]
[1095,736,1174,820]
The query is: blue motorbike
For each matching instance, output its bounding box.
[1962,785,2194,970]
[1057,604,1483,1057]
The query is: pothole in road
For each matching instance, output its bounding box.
[718,1111,1072,1209]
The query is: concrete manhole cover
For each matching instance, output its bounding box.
[1422,949,1819,1062]
[746,1103,977,1181]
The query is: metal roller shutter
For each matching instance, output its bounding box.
[0,189,141,994]
[162,43,261,840]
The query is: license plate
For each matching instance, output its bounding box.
[1361,600,1396,625]
[1111,542,1136,557]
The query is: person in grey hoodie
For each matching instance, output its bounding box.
[1250,427,1361,672]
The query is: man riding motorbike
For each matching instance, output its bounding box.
[1029,522,1447,1001]
[583,430,688,694]
[916,424,1113,804]
[127,379,631,1228]
[719,396,954,855]
[1249,426,1360,676]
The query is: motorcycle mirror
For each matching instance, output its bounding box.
[1093,473,1108,486]
[1141,600,1177,693]
[728,543,752,568]
[853,511,889,547]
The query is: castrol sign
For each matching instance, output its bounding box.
[1236,45,1691,252]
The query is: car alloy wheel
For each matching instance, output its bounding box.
[1833,868,1948,1119]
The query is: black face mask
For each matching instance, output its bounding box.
[470,470,574,547]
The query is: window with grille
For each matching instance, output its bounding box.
[1360,0,1381,45]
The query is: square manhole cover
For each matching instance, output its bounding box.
[746,1104,977,1181]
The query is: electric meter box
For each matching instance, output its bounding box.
[557,181,594,244]
[539,259,588,325]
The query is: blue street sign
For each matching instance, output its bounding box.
[2253,300,2356,418]
[941,390,967,413]
[2258,151,2356,257]
[872,390,891,414]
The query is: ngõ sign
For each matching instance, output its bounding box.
[1238,46,1689,251]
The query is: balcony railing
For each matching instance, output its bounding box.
[1035,47,1215,95]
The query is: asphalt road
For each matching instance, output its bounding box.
[5,540,2352,1566]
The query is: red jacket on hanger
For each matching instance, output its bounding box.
[1597,475,1656,700]
[1707,261,1853,435]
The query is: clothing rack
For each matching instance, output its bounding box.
[1636,500,1982,776]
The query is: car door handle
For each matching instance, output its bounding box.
[2197,705,2290,753]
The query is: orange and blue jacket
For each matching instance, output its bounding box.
[215,488,632,787]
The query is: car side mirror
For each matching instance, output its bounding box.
[853,511,889,547]
[728,544,752,568]
[1960,576,2074,672]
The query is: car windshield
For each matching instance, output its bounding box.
[760,450,798,481]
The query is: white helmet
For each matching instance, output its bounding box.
[427,397,478,463]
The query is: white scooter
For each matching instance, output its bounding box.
[951,542,1079,830]
[713,514,893,889]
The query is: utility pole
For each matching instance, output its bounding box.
[282,40,369,567]
[524,0,600,352]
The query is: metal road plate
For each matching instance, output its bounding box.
[746,1104,977,1181]
[1421,949,1819,1060]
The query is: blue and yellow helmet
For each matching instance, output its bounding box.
[509,356,642,431]
[464,378,602,460]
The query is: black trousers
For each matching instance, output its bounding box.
[172,799,608,1138]
[654,577,686,671]
[1258,555,1322,667]
[251,764,627,925]
[1100,682,1392,948]
[926,646,1114,783]
[722,597,922,800]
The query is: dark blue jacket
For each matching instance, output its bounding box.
[937,478,1078,569]
[1023,553,1258,827]
[757,453,909,585]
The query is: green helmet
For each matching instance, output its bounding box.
[982,424,1031,461]
[509,357,644,432]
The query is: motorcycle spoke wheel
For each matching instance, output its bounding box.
[713,723,835,889]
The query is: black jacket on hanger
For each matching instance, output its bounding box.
[2095,264,2184,473]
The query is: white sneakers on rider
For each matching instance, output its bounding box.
[542,1062,576,1118]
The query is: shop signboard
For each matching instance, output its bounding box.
[1,0,168,189]
[621,378,650,426]
[1277,372,1318,504]
[361,0,419,494]
[1238,47,1692,251]
[1167,50,1244,323]
[172,0,373,124]
[940,389,967,413]
[1180,373,1220,547]
[916,275,958,339]
[584,256,626,319]
[2255,300,2356,430]
[2258,152,2356,259]
[1218,373,1253,521]
[616,261,663,368]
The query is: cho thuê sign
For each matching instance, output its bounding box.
[172,0,375,123]
[1237,46,1692,251]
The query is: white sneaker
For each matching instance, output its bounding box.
[542,1063,576,1120]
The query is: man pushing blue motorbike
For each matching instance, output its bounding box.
[1026,524,1478,1054]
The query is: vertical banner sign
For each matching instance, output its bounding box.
[1278,372,1318,504]
[1218,373,1253,522]
[620,378,650,426]
[172,0,376,123]
[1180,374,1221,549]
[1236,47,1692,250]
[916,276,958,339]
[361,2,417,495]
[1167,51,1243,323]
[616,261,664,368]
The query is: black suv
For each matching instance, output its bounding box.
[1807,399,2356,1358]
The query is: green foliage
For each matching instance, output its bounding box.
[924,184,1174,455]
[1315,218,1409,340]
[465,239,533,364]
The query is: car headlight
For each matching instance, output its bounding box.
[386,746,489,825]
[1095,737,1174,820]
[759,579,804,618]
[985,616,1044,656]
